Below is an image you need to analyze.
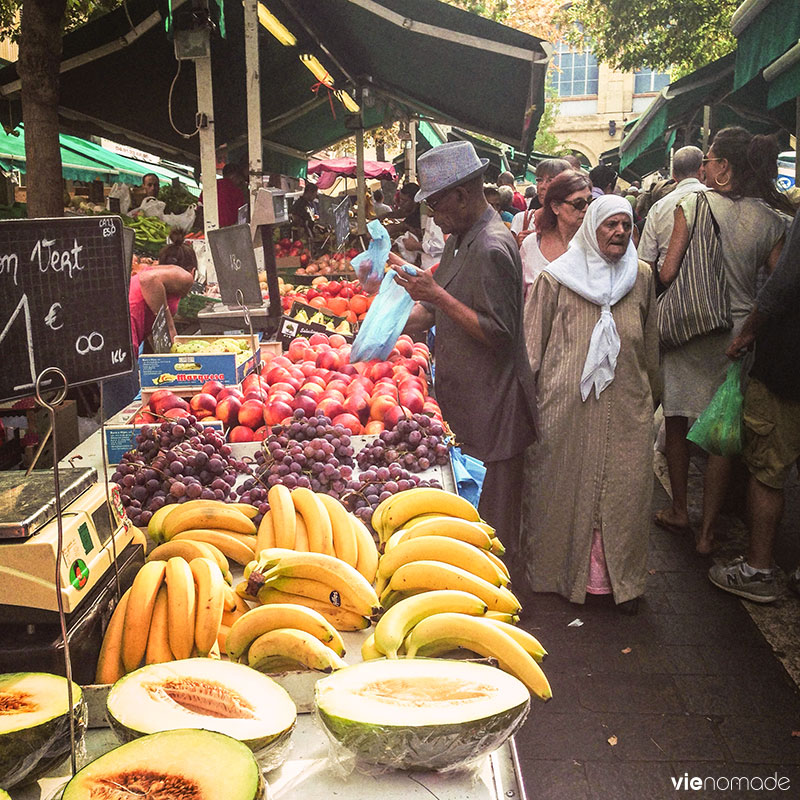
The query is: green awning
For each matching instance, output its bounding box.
[769,59,800,108]
[448,128,509,179]
[733,0,800,90]
[418,120,446,151]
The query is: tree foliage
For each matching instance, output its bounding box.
[560,0,738,75]
[443,0,509,23]
[533,84,569,157]
[0,0,119,40]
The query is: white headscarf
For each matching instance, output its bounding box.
[543,195,639,401]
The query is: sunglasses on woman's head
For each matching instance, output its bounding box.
[560,197,593,211]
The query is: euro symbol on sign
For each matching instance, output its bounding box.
[44,302,63,331]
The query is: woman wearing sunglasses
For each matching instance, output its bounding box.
[519,170,592,297]
[657,126,795,557]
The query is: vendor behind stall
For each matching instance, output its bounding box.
[197,163,248,228]
[290,182,319,242]
[102,232,197,417]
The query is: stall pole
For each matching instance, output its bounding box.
[406,118,418,182]
[796,96,800,185]
[356,124,367,235]
[196,51,220,234]
[243,0,263,204]
[701,105,711,154]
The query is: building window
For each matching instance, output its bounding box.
[634,69,670,94]
[551,41,599,98]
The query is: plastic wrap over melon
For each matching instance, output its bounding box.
[314,658,530,773]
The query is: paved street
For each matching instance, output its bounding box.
[514,475,800,800]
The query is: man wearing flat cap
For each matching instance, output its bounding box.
[391,141,538,571]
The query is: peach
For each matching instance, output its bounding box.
[369,361,394,381]
[399,388,425,414]
[252,425,269,441]
[265,366,291,385]
[238,399,266,429]
[363,419,385,435]
[343,392,370,425]
[292,393,318,418]
[163,407,191,420]
[326,379,350,396]
[263,399,294,426]
[332,413,362,435]
[215,396,242,427]
[200,380,225,397]
[383,404,412,429]
[316,349,342,371]
[316,396,345,419]
[395,336,414,358]
[228,425,255,442]
[329,333,347,348]
[267,390,295,406]
[189,393,217,416]
[303,375,327,389]
[132,411,157,424]
[371,383,399,402]
[150,391,189,416]
[216,386,244,403]
[309,332,330,346]
[269,381,297,397]
[321,388,346,404]
[369,393,398,422]
[339,362,358,376]
[349,376,374,394]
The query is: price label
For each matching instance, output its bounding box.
[0,216,133,403]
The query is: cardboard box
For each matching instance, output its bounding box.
[275,256,302,269]
[138,335,259,391]
[103,398,224,464]
[259,339,282,365]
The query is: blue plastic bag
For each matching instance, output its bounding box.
[450,446,486,507]
[351,219,391,291]
[349,264,417,362]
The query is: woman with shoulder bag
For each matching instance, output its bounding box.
[655,127,794,554]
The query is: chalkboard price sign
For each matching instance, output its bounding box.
[0,216,133,404]
[150,305,173,354]
[206,224,262,307]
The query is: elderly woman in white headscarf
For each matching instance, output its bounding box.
[520,195,660,614]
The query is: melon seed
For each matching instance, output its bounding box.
[0,690,37,714]
[89,770,200,799]
[358,678,493,705]
[144,679,256,719]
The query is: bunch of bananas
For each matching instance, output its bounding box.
[239,548,381,632]
[148,500,260,566]
[95,555,244,684]
[225,604,347,674]
[256,486,379,583]
[362,591,550,700]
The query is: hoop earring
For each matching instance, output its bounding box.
[714,174,731,187]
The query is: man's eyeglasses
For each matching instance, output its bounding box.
[426,187,456,211]
[560,197,593,211]
[702,157,723,165]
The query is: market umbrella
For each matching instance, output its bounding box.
[307,157,397,190]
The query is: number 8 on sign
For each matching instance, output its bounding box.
[76,332,104,355]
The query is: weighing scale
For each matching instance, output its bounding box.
[0,468,143,683]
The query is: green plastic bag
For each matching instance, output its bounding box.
[687,361,744,457]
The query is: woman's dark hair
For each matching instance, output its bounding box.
[534,170,592,232]
[158,230,197,272]
[711,126,795,215]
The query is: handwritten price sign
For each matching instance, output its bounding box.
[0,216,133,403]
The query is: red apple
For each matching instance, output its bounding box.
[309,332,330,346]
[343,392,370,425]
[264,399,294,426]
[215,395,242,427]
[228,425,255,443]
[200,380,224,397]
[332,413,362,435]
[238,399,266,429]
[316,397,345,419]
[216,386,244,403]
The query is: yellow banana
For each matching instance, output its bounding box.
[144,586,173,665]
[484,610,520,624]
[128,525,148,551]
[256,510,276,554]
[188,529,257,551]
[247,628,346,673]
[391,517,493,551]
[217,623,231,654]
[290,487,333,555]
[268,484,296,550]
[171,529,256,565]
[256,587,370,632]
[389,560,520,614]
[405,613,552,700]
[222,590,250,624]
[146,539,220,567]
[162,504,256,539]
[190,557,226,656]
[165,557,196,660]
[351,514,379,583]
[489,537,506,556]
[484,548,511,579]
[376,488,481,542]
[379,588,418,610]
[373,589,488,658]
[147,504,178,544]
[482,618,547,662]
[377,535,506,587]
[317,494,358,567]
[122,560,167,673]
[361,632,384,661]
[263,574,373,617]
[95,588,131,684]
[259,551,380,616]
[229,502,259,519]
[397,512,448,530]
[226,602,345,661]
[294,512,309,551]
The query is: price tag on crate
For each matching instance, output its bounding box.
[0,216,133,403]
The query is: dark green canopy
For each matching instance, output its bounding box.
[0,0,550,171]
